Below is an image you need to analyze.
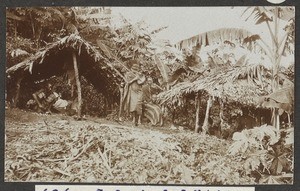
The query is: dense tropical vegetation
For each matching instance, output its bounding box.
[5,7,294,184]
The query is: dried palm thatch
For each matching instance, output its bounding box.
[6,34,122,100]
[157,64,290,107]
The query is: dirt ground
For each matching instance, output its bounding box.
[5,108,253,184]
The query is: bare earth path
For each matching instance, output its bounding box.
[5,108,252,184]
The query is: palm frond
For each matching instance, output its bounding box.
[243,6,295,25]
[242,7,273,25]
[150,26,168,35]
[176,28,264,54]
[269,7,295,21]
[154,55,170,83]
[96,39,114,59]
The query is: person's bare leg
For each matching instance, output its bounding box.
[132,111,138,126]
[138,115,142,125]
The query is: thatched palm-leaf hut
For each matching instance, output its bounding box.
[158,65,276,106]
[157,64,292,133]
[6,34,123,115]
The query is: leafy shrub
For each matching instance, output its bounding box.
[228,124,294,184]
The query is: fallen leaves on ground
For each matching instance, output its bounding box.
[5,109,254,184]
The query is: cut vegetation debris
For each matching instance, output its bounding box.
[5,109,253,184]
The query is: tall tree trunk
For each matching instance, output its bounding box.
[272,64,280,131]
[14,21,18,38]
[35,26,43,49]
[72,52,82,118]
[71,85,74,97]
[271,108,280,131]
[202,96,213,134]
[272,7,281,131]
[29,12,36,39]
[195,92,201,133]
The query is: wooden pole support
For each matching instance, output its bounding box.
[13,77,23,108]
[72,52,82,118]
[202,96,212,134]
[195,92,201,133]
[118,86,124,121]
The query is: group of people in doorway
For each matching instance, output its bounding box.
[121,61,164,127]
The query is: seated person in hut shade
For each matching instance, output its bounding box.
[32,83,56,112]
[30,84,75,114]
[51,86,73,114]
[122,62,145,126]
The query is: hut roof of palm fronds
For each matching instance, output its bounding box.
[6,34,123,98]
[157,64,291,107]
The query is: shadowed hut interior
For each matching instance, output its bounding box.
[6,34,123,116]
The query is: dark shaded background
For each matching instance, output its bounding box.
[0,0,299,190]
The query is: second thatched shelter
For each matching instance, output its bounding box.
[158,65,277,106]
[157,64,293,133]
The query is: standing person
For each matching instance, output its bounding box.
[141,77,164,126]
[121,61,145,126]
[142,77,162,103]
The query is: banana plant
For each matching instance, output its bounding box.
[242,7,295,130]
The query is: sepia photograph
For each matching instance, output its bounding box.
[5,6,294,184]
